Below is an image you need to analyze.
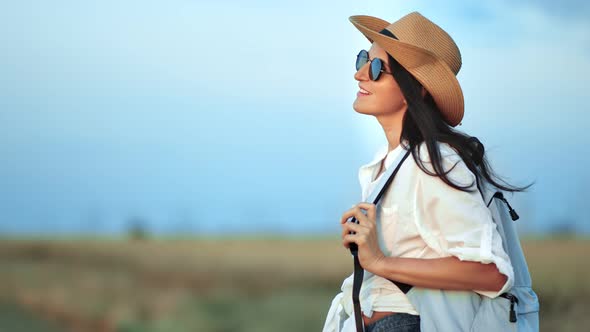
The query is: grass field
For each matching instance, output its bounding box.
[0,236,587,331]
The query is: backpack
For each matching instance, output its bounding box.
[477,189,540,330]
[403,188,540,332]
[349,144,540,332]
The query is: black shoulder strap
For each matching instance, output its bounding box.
[349,148,412,332]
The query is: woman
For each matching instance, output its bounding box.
[322,12,534,332]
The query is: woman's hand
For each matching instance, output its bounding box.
[341,202,386,274]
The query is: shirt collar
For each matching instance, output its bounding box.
[360,138,409,171]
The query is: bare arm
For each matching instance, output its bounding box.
[371,255,508,292]
[341,203,510,294]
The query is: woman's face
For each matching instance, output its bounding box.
[353,42,407,118]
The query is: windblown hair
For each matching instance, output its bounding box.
[385,52,535,197]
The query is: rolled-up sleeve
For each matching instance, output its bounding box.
[412,144,514,298]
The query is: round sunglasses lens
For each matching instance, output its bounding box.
[356,51,368,71]
[370,58,383,81]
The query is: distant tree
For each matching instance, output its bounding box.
[548,217,577,238]
[127,216,150,241]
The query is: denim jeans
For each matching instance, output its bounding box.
[365,313,421,332]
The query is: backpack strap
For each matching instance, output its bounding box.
[486,191,519,221]
[349,148,412,332]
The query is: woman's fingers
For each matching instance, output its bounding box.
[342,234,355,249]
[340,203,375,225]
[340,207,354,224]
[341,218,364,237]
[341,219,371,249]
[342,233,367,249]
[339,203,384,265]
[356,202,376,225]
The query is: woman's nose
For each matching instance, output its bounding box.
[354,61,370,81]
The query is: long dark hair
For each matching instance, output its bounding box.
[386,52,535,197]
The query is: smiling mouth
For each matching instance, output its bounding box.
[358,87,371,95]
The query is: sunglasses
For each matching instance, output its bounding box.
[355,49,394,81]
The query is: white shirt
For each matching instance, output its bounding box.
[322,140,514,332]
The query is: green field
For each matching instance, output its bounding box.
[0,237,587,331]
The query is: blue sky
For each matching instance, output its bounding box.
[1,0,589,235]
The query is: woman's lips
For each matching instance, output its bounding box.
[357,87,371,97]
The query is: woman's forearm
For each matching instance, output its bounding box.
[372,256,507,292]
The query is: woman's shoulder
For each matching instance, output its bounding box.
[413,141,476,187]
[415,140,463,164]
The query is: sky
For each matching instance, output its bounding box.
[1,0,589,236]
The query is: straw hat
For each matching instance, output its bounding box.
[349,12,464,127]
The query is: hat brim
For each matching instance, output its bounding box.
[349,15,464,127]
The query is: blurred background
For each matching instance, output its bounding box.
[1,0,588,331]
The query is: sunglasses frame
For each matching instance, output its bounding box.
[356,49,394,81]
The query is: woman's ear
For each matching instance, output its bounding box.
[421,87,427,98]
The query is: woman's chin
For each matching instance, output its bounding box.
[352,103,376,115]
